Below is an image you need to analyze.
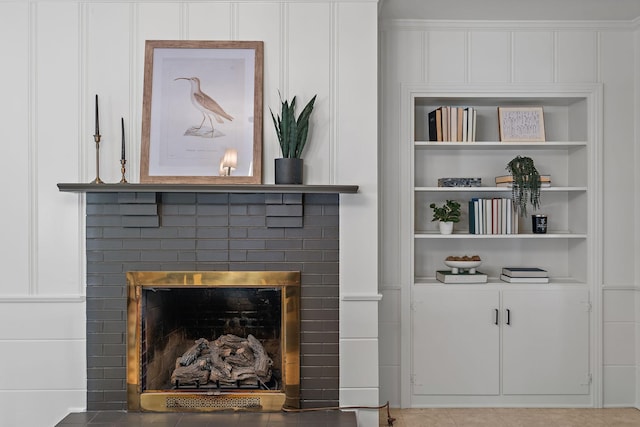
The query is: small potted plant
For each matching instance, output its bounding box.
[506,155,541,217]
[270,93,317,184]
[430,200,461,234]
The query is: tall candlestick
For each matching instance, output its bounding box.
[121,117,125,160]
[95,94,100,135]
[91,94,103,183]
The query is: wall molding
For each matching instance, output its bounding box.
[342,293,383,301]
[381,19,640,32]
[28,1,38,295]
[329,1,338,183]
[0,296,85,303]
[602,286,640,291]
[22,0,379,3]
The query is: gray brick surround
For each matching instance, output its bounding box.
[85,192,339,410]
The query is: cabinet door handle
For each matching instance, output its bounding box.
[506,308,511,325]
[494,308,499,325]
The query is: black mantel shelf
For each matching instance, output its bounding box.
[57,183,359,194]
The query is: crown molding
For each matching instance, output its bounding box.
[380,18,640,32]
[0,296,85,303]
[15,0,379,3]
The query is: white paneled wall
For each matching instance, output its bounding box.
[513,31,554,82]
[0,2,30,295]
[0,1,378,426]
[0,301,86,426]
[637,291,640,408]
[599,30,636,283]
[598,28,637,405]
[427,31,466,82]
[336,3,380,424]
[636,26,640,411]
[86,2,135,182]
[379,19,637,407]
[556,31,597,82]
[469,31,510,83]
[603,290,636,406]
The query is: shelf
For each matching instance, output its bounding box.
[413,277,586,286]
[57,183,359,194]
[414,141,587,149]
[409,87,596,279]
[415,187,587,192]
[414,232,587,239]
[413,95,587,108]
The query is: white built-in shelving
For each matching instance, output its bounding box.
[408,88,599,284]
[401,84,602,407]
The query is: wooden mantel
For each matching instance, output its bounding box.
[57,183,359,194]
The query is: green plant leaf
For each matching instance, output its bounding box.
[270,108,284,154]
[281,98,293,157]
[506,155,541,217]
[270,93,317,159]
[429,200,461,223]
[295,95,316,157]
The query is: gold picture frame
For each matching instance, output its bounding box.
[140,40,263,184]
[498,106,545,142]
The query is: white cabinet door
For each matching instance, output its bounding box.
[502,289,590,395]
[412,288,500,395]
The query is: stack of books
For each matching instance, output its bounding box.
[428,106,477,142]
[468,198,518,235]
[495,175,551,188]
[500,267,549,283]
[436,270,488,284]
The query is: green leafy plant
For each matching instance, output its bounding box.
[506,155,541,217]
[429,200,461,223]
[270,93,317,158]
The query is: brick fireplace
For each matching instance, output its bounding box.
[85,191,340,410]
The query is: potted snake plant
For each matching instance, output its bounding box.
[270,93,317,184]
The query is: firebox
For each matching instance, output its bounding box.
[126,271,300,412]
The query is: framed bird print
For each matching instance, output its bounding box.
[140,40,264,183]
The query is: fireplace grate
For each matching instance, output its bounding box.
[166,395,262,409]
[173,378,271,391]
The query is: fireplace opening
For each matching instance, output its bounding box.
[127,271,300,412]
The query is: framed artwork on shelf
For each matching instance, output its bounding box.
[497,106,545,142]
[140,40,264,184]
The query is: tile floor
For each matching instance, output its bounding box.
[55,409,356,426]
[54,407,640,427]
[379,407,640,427]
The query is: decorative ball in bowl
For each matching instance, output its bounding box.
[444,255,482,274]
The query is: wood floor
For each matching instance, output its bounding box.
[379,407,640,426]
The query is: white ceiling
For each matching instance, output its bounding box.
[379,0,640,21]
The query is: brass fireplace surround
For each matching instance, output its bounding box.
[126,271,300,412]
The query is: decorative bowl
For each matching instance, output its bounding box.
[444,259,482,274]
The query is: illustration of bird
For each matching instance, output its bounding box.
[174,77,234,136]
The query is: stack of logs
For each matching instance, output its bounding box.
[170,334,273,388]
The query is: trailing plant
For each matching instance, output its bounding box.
[506,155,541,217]
[429,200,461,223]
[270,93,317,158]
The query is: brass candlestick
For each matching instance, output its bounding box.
[90,134,104,184]
[120,159,128,184]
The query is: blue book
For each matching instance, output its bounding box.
[468,200,475,234]
[428,109,439,141]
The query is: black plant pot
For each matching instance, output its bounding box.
[275,158,303,185]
